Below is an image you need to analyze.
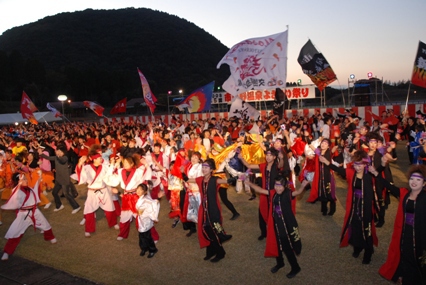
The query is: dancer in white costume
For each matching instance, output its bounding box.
[75,152,119,237]
[1,173,57,260]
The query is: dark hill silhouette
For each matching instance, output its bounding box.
[0,8,230,108]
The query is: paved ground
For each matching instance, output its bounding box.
[0,255,99,285]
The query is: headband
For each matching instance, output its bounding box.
[90,153,102,160]
[410,173,425,180]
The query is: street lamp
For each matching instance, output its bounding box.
[348,74,356,107]
[58,95,67,119]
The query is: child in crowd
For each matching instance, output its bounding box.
[136,183,160,258]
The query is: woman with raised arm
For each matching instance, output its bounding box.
[1,173,57,261]
[306,138,337,216]
[182,158,233,263]
[319,149,380,265]
[107,155,144,241]
[372,163,426,284]
[245,176,307,279]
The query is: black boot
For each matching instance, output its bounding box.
[186,228,196,237]
[321,202,327,216]
[352,247,362,258]
[286,266,301,279]
[204,246,215,261]
[328,201,336,216]
[271,264,284,273]
[362,248,372,264]
[230,212,240,220]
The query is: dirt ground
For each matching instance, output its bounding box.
[0,142,411,285]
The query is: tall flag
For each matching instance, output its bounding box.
[46,103,62,117]
[297,39,336,91]
[411,41,426,88]
[217,30,288,96]
[229,97,260,121]
[20,91,38,124]
[110,98,127,115]
[83,101,104,117]
[176,81,214,113]
[137,68,157,114]
[273,87,288,120]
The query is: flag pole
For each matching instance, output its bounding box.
[148,106,155,120]
[404,83,411,115]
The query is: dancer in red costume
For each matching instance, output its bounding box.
[239,148,281,240]
[108,156,144,240]
[245,176,307,278]
[183,159,233,263]
[373,163,426,284]
[320,150,380,264]
[306,138,337,216]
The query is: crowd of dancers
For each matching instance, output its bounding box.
[0,107,425,283]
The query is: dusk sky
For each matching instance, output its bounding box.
[1,0,424,88]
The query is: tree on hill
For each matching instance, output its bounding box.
[0,8,230,110]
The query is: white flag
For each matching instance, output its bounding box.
[229,97,260,120]
[217,30,288,96]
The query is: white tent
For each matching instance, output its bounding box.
[0,112,62,125]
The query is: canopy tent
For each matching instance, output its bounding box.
[0,112,62,125]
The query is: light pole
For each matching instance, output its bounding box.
[348,74,355,106]
[58,95,67,121]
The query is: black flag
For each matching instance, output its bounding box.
[273,88,288,119]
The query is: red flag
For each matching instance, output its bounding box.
[137,68,157,114]
[83,101,104,117]
[20,91,38,124]
[170,152,186,179]
[110,98,127,115]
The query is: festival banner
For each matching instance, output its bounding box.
[297,39,336,91]
[20,91,38,124]
[110,98,127,115]
[217,30,288,96]
[46,103,62,117]
[83,101,105,117]
[211,85,315,104]
[411,41,426,88]
[176,81,214,113]
[229,97,260,120]
[137,67,157,114]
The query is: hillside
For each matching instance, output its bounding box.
[0,8,230,108]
